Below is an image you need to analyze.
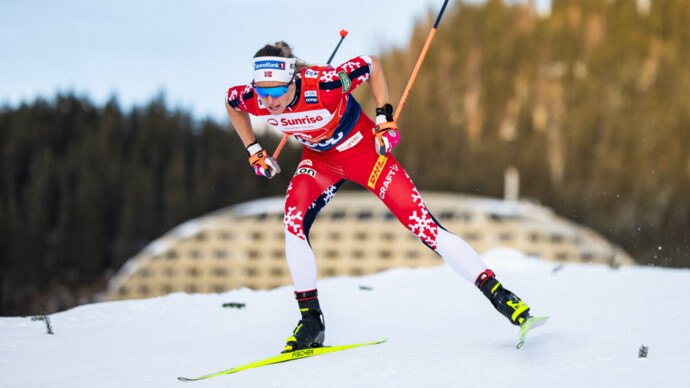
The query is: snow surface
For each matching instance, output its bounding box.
[2,247,689,387]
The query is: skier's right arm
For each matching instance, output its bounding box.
[225,97,280,179]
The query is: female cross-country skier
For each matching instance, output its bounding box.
[226,41,536,352]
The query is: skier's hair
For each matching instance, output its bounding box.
[254,41,311,71]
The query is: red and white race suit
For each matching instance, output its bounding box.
[227,56,487,292]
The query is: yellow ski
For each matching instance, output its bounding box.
[517,316,549,349]
[178,339,387,382]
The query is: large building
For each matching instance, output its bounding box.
[106,191,636,301]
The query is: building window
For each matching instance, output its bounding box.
[357,211,373,220]
[212,268,228,277]
[464,232,481,241]
[325,250,338,259]
[378,250,392,259]
[458,212,472,222]
[187,268,199,277]
[490,214,505,222]
[406,250,419,259]
[438,211,454,220]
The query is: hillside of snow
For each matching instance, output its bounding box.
[2,248,689,387]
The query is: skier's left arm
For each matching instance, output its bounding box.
[326,56,399,155]
[367,56,399,156]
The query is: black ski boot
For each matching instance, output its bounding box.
[475,269,531,326]
[283,289,325,353]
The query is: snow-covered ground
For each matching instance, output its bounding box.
[2,248,688,387]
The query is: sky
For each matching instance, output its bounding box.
[0,0,550,123]
[2,247,688,387]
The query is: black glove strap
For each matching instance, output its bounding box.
[376,103,394,122]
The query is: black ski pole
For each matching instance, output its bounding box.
[327,29,349,65]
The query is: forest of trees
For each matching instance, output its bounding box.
[1,0,688,315]
[364,0,689,267]
[0,95,302,315]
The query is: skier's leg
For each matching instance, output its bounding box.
[282,162,344,351]
[284,173,344,292]
[356,155,487,282]
[353,155,531,325]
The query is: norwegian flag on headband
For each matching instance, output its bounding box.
[264,71,272,78]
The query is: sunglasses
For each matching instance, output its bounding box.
[254,85,290,99]
[252,75,295,99]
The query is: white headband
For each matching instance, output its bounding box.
[252,56,296,83]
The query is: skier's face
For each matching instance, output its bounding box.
[254,81,296,115]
